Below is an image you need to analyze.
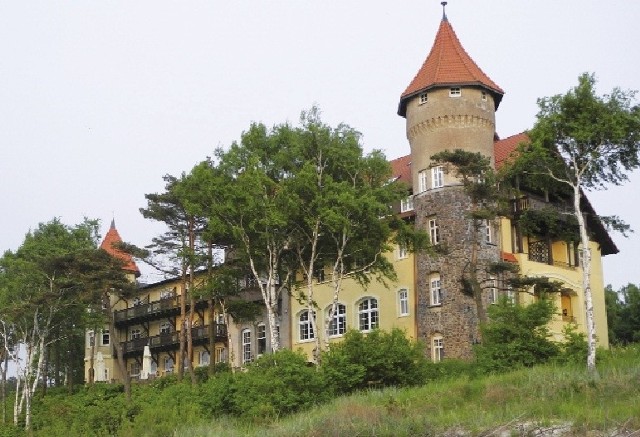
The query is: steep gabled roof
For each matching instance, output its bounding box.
[390,155,412,187]
[495,132,529,170]
[100,220,140,277]
[398,17,504,117]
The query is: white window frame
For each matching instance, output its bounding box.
[242,329,252,364]
[328,303,347,337]
[449,87,461,97]
[399,289,409,316]
[432,336,444,362]
[257,323,267,356]
[418,170,428,193]
[419,92,428,104]
[164,356,174,373]
[215,346,227,363]
[299,310,315,341]
[488,276,498,304]
[484,219,493,244]
[101,329,110,346]
[400,196,414,212]
[159,321,172,335]
[130,328,142,340]
[431,166,444,189]
[199,350,210,366]
[428,218,440,245]
[358,298,379,332]
[430,274,442,306]
[397,243,408,260]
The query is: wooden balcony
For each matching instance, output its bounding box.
[121,324,227,358]
[114,295,209,327]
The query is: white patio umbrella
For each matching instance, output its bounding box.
[141,345,152,380]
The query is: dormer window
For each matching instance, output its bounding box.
[419,92,428,104]
[449,87,461,97]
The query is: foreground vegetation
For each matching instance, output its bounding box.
[0,342,637,436]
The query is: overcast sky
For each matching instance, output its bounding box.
[1,1,639,289]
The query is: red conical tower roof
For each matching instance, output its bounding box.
[398,15,504,116]
[100,219,140,277]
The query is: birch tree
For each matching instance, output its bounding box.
[514,73,640,373]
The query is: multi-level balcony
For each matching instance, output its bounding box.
[121,324,227,358]
[114,295,208,327]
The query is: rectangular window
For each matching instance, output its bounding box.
[507,286,516,304]
[130,362,141,377]
[257,324,267,356]
[164,357,174,373]
[484,220,492,244]
[418,170,428,193]
[400,196,414,212]
[431,166,444,188]
[242,330,252,364]
[130,328,142,340]
[481,91,487,101]
[430,275,442,306]
[199,350,210,366]
[428,219,440,245]
[433,337,444,362]
[399,289,409,316]
[215,347,228,363]
[101,329,110,346]
[160,321,172,335]
[449,87,461,97]
[488,276,498,304]
[397,244,408,260]
[87,331,95,348]
[419,92,428,104]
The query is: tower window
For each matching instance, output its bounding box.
[418,170,428,193]
[449,87,461,97]
[481,91,487,101]
[430,274,442,306]
[428,218,440,245]
[431,166,444,188]
[419,92,428,104]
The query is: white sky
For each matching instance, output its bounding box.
[1,1,639,290]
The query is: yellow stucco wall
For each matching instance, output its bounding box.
[289,246,416,361]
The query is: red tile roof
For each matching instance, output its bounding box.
[398,17,504,116]
[389,155,412,187]
[501,251,518,263]
[100,220,140,276]
[494,132,529,170]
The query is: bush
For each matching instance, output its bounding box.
[475,297,559,373]
[321,328,428,394]
[556,323,588,364]
[230,349,329,420]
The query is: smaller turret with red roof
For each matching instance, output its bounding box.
[100,219,140,278]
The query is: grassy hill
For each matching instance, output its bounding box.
[2,346,638,436]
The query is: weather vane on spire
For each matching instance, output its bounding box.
[441,1,448,21]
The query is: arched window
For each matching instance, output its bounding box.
[327,303,346,337]
[299,310,315,341]
[199,350,210,366]
[432,334,444,362]
[358,298,378,332]
[398,289,409,316]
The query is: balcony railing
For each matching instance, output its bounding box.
[114,294,210,326]
[121,324,227,356]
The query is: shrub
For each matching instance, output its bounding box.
[475,297,559,373]
[230,349,329,419]
[321,328,428,394]
[556,323,588,364]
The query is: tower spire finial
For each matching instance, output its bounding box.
[441,1,448,21]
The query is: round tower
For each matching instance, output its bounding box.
[398,5,504,360]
